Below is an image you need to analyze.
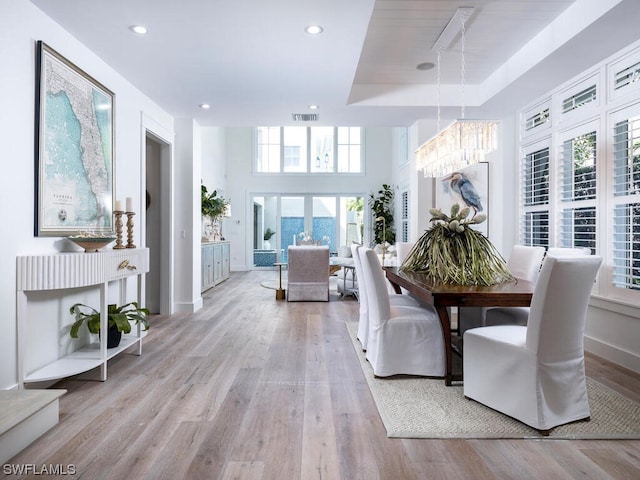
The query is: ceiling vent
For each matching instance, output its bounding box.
[292,113,319,121]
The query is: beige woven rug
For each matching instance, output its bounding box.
[346,321,640,439]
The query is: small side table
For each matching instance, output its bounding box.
[340,264,358,299]
[273,262,287,300]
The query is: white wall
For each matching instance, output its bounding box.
[173,119,202,313]
[201,126,229,240]
[0,0,174,389]
[201,127,227,193]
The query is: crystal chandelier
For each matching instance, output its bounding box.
[416,7,497,178]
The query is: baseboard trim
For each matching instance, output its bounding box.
[585,336,640,374]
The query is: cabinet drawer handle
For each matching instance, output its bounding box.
[118,260,137,271]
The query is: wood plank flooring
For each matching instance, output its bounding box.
[6,270,640,479]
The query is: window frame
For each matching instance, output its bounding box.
[606,102,640,303]
[254,126,363,174]
[556,122,599,254]
[519,138,551,249]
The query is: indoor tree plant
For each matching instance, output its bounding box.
[69,302,150,348]
[369,184,395,245]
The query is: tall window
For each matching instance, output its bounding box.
[519,41,640,304]
[310,127,334,173]
[520,144,550,248]
[558,129,597,253]
[612,111,640,292]
[283,127,307,173]
[256,127,280,173]
[400,190,409,242]
[255,127,362,173]
[337,127,361,172]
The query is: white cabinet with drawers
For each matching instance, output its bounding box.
[201,241,230,292]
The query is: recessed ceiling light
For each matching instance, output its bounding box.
[129,25,148,35]
[305,25,323,35]
[309,104,319,110]
[199,104,210,109]
[416,62,435,71]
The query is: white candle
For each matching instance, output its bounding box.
[114,200,122,211]
[126,197,133,212]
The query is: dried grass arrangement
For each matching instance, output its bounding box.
[400,204,514,286]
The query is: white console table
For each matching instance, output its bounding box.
[16,249,149,387]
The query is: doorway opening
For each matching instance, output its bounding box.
[144,131,172,314]
[250,194,363,268]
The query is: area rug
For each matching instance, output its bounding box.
[345,321,640,439]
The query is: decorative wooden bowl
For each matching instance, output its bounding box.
[68,236,116,252]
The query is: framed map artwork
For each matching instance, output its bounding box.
[35,41,115,236]
[435,162,489,236]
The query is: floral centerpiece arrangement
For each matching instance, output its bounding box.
[400,203,514,286]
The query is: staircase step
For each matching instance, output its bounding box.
[0,389,66,463]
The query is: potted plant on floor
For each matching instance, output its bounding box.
[69,302,150,348]
[369,184,395,246]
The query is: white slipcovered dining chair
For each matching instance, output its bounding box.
[286,245,330,301]
[547,246,592,256]
[484,246,589,327]
[459,245,546,333]
[396,241,415,266]
[359,247,445,377]
[463,255,602,434]
[351,245,419,351]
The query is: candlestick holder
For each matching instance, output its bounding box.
[113,211,125,249]
[125,212,136,249]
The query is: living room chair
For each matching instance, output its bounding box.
[286,245,330,302]
[460,245,546,333]
[351,245,419,351]
[359,247,445,377]
[463,254,602,434]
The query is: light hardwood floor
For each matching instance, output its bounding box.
[6,270,640,479]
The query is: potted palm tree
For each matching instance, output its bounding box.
[69,302,150,348]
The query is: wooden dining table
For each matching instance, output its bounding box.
[383,267,534,385]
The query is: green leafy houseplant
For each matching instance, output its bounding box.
[201,184,229,220]
[263,228,276,241]
[401,203,514,286]
[69,302,150,341]
[369,184,395,245]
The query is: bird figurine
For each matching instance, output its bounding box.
[442,172,483,216]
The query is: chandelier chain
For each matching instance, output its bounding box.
[460,14,466,120]
[437,49,441,135]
